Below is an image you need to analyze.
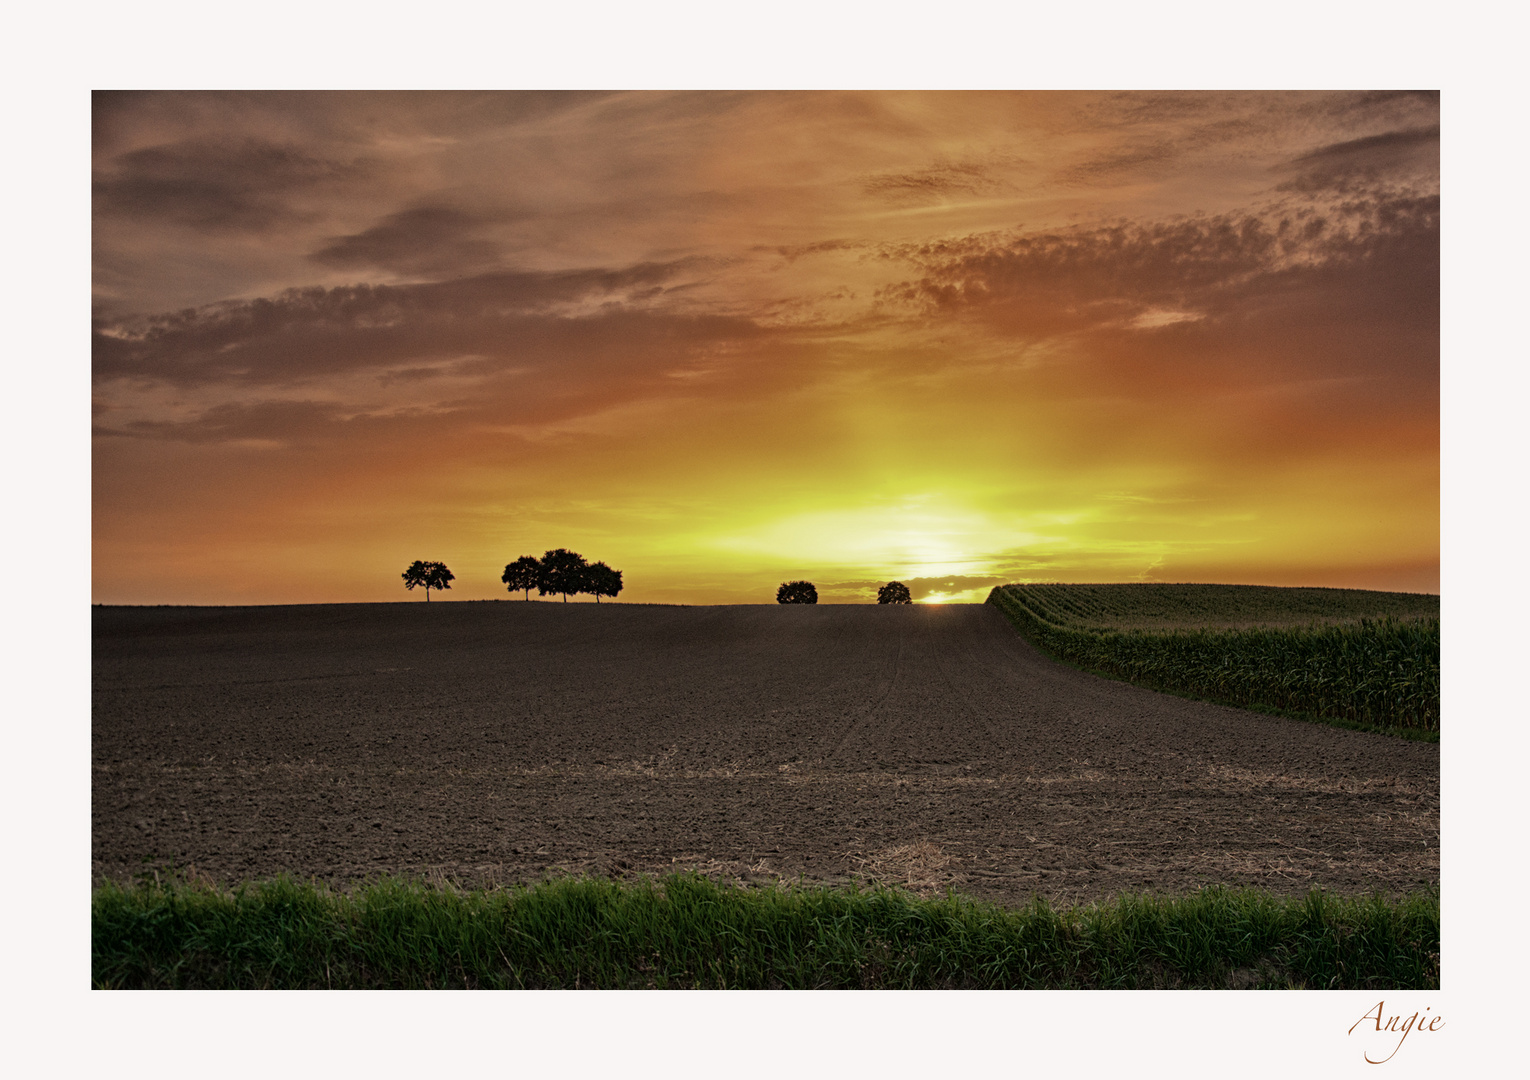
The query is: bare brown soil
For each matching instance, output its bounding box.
[92,602,1439,906]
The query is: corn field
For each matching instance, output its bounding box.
[988,585,1439,735]
[1004,581,1439,631]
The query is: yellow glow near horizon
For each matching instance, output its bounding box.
[705,499,1025,579]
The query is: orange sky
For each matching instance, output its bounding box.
[92,91,1439,604]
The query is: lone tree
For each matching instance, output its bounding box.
[586,561,623,603]
[402,560,454,601]
[538,548,590,602]
[501,555,542,600]
[877,581,913,604]
[777,580,818,604]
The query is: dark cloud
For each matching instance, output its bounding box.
[384,90,625,132]
[90,303,794,448]
[1277,125,1439,194]
[309,205,507,275]
[862,161,1010,202]
[1294,126,1439,164]
[92,90,154,153]
[1053,139,1181,186]
[1084,91,1224,126]
[93,259,723,388]
[877,214,1279,332]
[87,252,810,448]
[769,238,864,263]
[876,192,1438,337]
[94,136,364,232]
[93,182,1437,455]
[94,400,353,445]
[1068,92,1291,152]
[95,301,756,397]
[376,365,458,387]
[1321,90,1439,123]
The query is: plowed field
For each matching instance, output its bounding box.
[92,602,1439,905]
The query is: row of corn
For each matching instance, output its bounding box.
[987,586,1439,733]
[1012,581,1438,630]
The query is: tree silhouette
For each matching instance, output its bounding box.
[402,560,454,601]
[586,561,623,603]
[877,581,912,604]
[539,548,589,602]
[776,580,818,604]
[501,555,542,600]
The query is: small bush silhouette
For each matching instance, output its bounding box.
[877,581,912,604]
[777,580,818,604]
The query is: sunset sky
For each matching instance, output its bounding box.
[91,91,1439,605]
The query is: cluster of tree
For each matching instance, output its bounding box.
[401,562,905,606]
[401,551,621,603]
[775,580,912,604]
[401,560,455,601]
[503,549,623,602]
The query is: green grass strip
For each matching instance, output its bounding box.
[987,587,1439,738]
[93,872,1439,989]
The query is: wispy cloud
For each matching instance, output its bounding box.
[861,159,1014,203]
[93,259,725,389]
[310,205,508,276]
[876,192,1437,336]
[94,136,366,233]
[1276,125,1440,194]
[94,399,356,446]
